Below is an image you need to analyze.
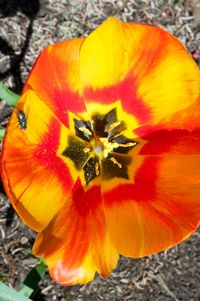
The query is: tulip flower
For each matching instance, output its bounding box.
[1,17,200,285]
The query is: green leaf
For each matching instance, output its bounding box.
[0,83,20,106]
[0,273,8,282]
[0,282,31,301]
[0,128,5,141]
[19,259,47,298]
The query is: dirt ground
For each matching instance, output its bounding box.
[0,1,200,300]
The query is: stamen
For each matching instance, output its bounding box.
[105,121,122,132]
[110,157,122,168]
[100,138,119,149]
[95,162,100,175]
[83,147,90,153]
[118,142,137,148]
[79,127,92,136]
[99,138,119,158]
[68,106,138,185]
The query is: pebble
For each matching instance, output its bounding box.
[117,0,125,11]
[20,236,29,245]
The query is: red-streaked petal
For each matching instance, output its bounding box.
[80,17,200,126]
[139,128,200,155]
[24,38,86,127]
[33,180,118,285]
[102,155,200,257]
[135,96,200,137]
[1,90,76,231]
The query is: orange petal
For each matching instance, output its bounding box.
[1,90,76,231]
[165,96,200,131]
[33,180,118,285]
[80,17,200,126]
[102,155,200,257]
[24,38,86,127]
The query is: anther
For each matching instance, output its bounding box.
[83,147,90,153]
[105,121,122,132]
[110,157,122,168]
[118,142,137,148]
[79,127,92,136]
[95,162,100,175]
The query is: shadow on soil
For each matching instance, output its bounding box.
[0,0,46,93]
[31,289,46,301]
[0,3,48,299]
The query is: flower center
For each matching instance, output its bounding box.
[62,108,138,185]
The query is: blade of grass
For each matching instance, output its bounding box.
[0,282,31,301]
[0,83,20,106]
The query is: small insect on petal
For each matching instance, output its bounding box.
[16,110,27,130]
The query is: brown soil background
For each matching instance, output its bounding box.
[0,1,200,300]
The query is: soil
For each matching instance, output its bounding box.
[0,1,200,300]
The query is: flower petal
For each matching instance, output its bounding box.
[24,38,86,127]
[1,90,76,231]
[33,180,118,285]
[139,128,200,155]
[165,96,200,131]
[80,17,200,125]
[102,155,200,257]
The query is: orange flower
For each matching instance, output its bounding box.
[1,17,200,285]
